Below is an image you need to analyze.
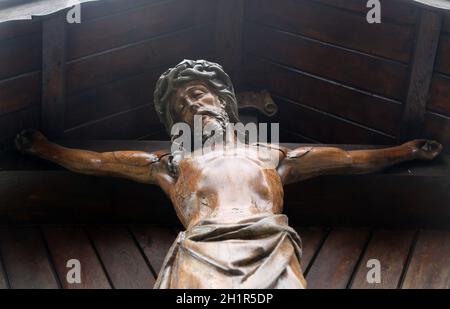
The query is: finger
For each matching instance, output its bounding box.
[427,140,442,152]
[432,141,443,155]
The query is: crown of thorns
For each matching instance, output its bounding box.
[153,59,240,133]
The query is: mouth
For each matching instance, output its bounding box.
[195,108,223,118]
[201,115,224,134]
[194,111,228,143]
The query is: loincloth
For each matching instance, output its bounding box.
[154,213,306,289]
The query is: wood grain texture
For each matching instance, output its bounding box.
[66,25,214,95]
[0,227,59,288]
[350,230,415,289]
[67,0,214,60]
[0,32,41,80]
[43,226,111,289]
[428,73,450,117]
[0,20,42,152]
[283,171,450,229]
[423,111,450,153]
[444,14,450,33]
[0,170,177,225]
[215,0,245,83]
[65,67,163,129]
[137,129,169,141]
[305,228,370,289]
[131,225,177,276]
[273,96,396,145]
[294,227,327,272]
[243,56,402,135]
[79,0,161,22]
[42,13,66,138]
[0,72,41,116]
[0,20,40,41]
[244,23,409,100]
[436,33,450,75]
[279,127,320,144]
[399,10,443,141]
[402,230,450,288]
[0,224,445,289]
[63,103,162,140]
[246,0,415,63]
[87,226,155,288]
[310,0,418,25]
[0,106,40,150]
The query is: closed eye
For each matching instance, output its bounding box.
[190,89,205,99]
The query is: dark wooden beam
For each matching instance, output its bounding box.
[1,141,450,228]
[215,0,245,85]
[42,12,67,139]
[399,9,443,141]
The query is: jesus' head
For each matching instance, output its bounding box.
[153,59,240,143]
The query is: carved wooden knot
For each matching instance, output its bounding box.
[237,90,278,117]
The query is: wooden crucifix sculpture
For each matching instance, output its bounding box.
[15,60,442,289]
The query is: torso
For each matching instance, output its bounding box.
[168,144,284,228]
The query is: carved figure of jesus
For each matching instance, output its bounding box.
[15,60,442,289]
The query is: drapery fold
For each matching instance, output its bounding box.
[154,213,307,289]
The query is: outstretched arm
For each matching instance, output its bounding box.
[15,130,174,188]
[277,140,443,184]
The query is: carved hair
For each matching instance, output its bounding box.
[153,59,240,133]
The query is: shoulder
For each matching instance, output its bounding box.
[252,143,315,160]
[285,147,314,159]
[252,142,287,155]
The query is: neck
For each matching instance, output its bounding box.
[200,123,240,150]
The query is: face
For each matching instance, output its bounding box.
[169,81,227,128]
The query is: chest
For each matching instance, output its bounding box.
[171,149,283,204]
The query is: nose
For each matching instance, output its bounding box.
[189,103,200,113]
[185,97,201,113]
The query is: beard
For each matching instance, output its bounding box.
[170,105,231,153]
[195,106,230,144]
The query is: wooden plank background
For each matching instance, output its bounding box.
[43,226,111,289]
[0,224,447,289]
[424,13,450,152]
[0,18,42,150]
[0,0,450,151]
[63,0,216,140]
[242,0,419,145]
